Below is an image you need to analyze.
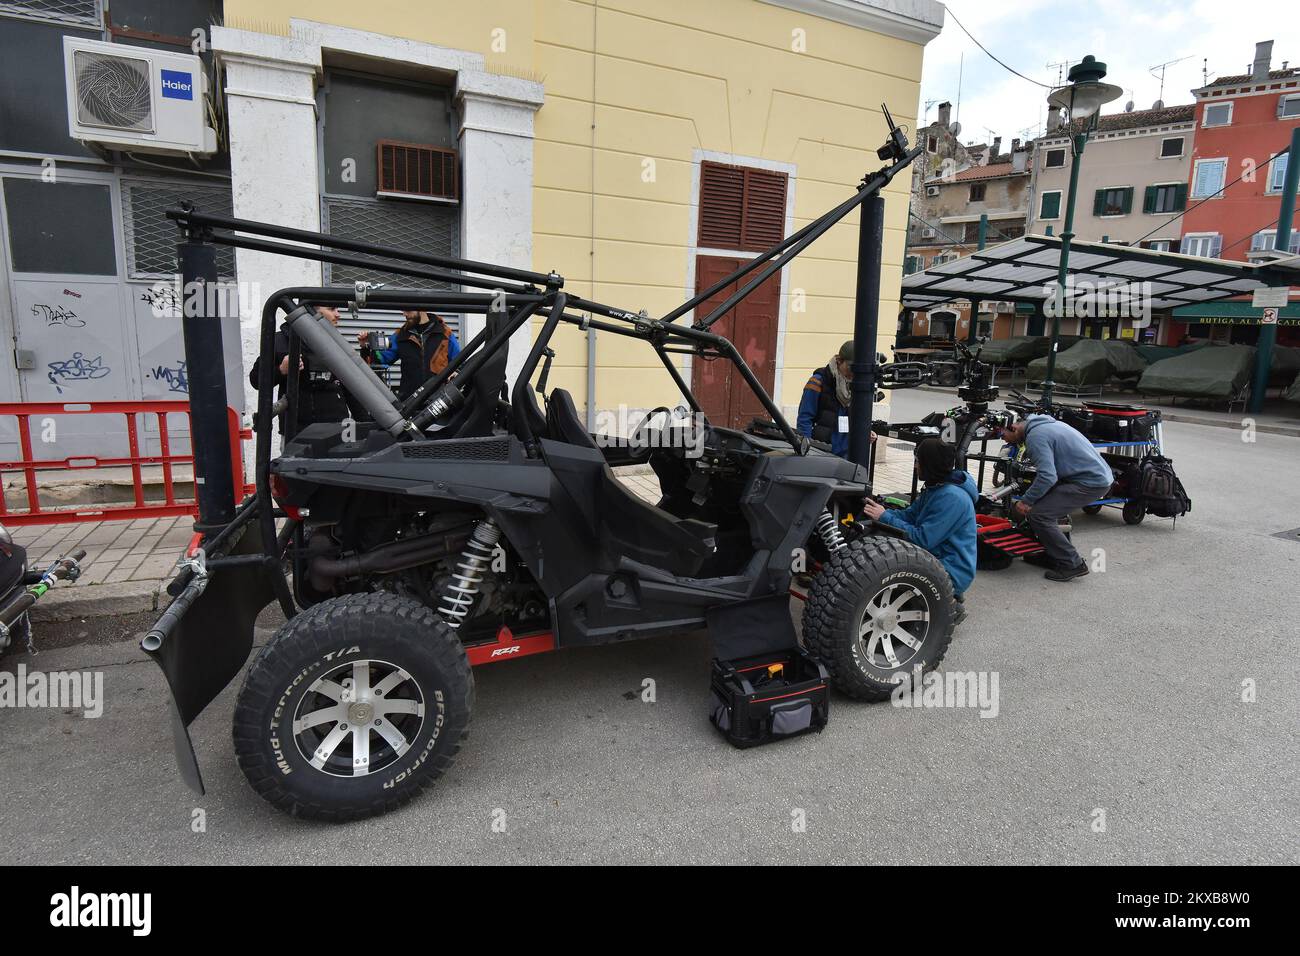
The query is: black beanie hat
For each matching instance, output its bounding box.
[915,437,957,485]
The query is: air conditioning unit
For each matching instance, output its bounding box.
[922,227,936,239]
[63,38,217,156]
[926,185,940,197]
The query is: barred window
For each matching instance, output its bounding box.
[0,0,100,26]
[121,178,236,279]
[321,195,459,291]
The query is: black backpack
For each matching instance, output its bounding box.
[1138,455,1191,518]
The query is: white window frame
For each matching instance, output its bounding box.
[1201,101,1233,128]
[1043,148,1066,169]
[1038,189,1063,221]
[1279,94,1300,119]
[1158,136,1184,159]
[1191,157,1227,199]
[1181,232,1220,258]
[1145,239,1172,252]
[1266,153,1288,194]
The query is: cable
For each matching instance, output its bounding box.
[1131,145,1291,245]
[944,7,1055,90]
[1218,211,1300,257]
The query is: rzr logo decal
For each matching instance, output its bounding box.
[490,646,522,657]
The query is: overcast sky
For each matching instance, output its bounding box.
[919,0,1300,148]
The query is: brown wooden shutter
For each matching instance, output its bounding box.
[376,140,459,202]
[698,161,788,252]
[699,162,745,248]
[740,168,787,250]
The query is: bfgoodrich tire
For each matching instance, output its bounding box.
[232,592,473,822]
[802,537,955,701]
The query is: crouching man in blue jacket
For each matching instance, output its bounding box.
[862,438,977,623]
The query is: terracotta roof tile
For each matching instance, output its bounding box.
[1049,104,1195,138]
[1202,68,1300,87]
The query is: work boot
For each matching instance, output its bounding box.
[953,594,967,626]
[1044,561,1089,582]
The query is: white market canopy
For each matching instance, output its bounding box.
[901,234,1288,312]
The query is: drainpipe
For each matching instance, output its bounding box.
[1247,128,1299,414]
[586,0,599,430]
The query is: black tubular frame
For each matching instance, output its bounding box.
[169,111,918,472]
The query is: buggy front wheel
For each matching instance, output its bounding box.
[1082,504,1102,515]
[1122,501,1145,525]
[232,592,473,821]
[802,537,955,701]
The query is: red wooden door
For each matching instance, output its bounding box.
[690,255,781,429]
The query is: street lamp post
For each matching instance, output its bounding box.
[1041,56,1123,405]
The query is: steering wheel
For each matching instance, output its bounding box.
[628,406,673,461]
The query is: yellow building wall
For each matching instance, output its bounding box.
[222,0,925,419]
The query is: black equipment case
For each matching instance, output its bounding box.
[1081,402,1159,442]
[709,649,830,748]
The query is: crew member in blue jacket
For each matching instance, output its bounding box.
[862,438,977,619]
[797,339,877,458]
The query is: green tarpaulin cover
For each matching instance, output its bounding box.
[1025,339,1147,386]
[1134,342,1207,364]
[976,335,1079,365]
[1270,345,1300,378]
[1137,344,1256,399]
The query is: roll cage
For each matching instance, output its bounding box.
[166,103,920,458]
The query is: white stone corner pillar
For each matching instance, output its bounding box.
[455,71,545,387]
[212,27,324,418]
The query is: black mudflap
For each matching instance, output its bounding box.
[141,520,277,793]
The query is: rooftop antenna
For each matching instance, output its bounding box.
[923,98,942,124]
[1045,59,1072,87]
[955,52,963,125]
[1149,54,1195,102]
[1203,57,1209,86]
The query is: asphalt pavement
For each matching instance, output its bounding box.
[1,393,1296,864]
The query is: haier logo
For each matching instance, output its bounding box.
[160,69,193,100]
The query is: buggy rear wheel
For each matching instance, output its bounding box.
[802,537,955,701]
[1122,501,1145,525]
[232,592,472,821]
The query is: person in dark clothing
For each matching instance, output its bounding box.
[796,339,877,458]
[997,415,1114,582]
[862,438,977,622]
[359,311,460,401]
[249,304,362,440]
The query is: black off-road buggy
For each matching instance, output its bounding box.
[145,110,958,820]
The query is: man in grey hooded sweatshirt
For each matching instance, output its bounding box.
[997,414,1114,581]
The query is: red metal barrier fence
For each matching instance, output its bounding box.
[0,401,253,527]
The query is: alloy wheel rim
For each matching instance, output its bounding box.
[292,659,425,777]
[857,583,930,670]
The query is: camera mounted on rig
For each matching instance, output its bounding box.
[876,103,911,162]
[954,340,999,409]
